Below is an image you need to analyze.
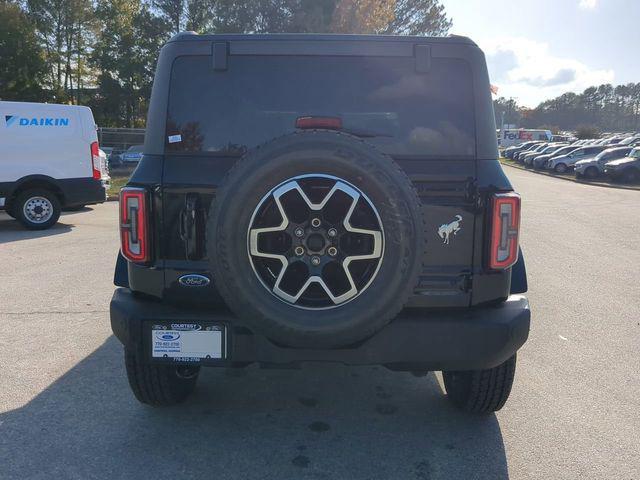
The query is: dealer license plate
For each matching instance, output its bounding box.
[151,324,224,359]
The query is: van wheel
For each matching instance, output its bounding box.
[124,350,200,406]
[554,163,568,174]
[443,354,517,413]
[15,189,61,230]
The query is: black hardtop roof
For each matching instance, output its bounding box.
[168,31,477,46]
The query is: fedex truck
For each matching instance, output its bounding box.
[499,128,552,148]
[0,101,109,229]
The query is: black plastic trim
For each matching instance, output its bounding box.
[510,248,528,294]
[0,175,107,208]
[114,252,130,288]
[110,288,530,371]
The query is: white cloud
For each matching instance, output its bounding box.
[479,36,614,107]
[579,0,597,9]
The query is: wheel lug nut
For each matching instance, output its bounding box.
[311,256,321,266]
[311,218,321,228]
[327,246,337,257]
[328,228,337,237]
[294,246,305,256]
[294,227,304,237]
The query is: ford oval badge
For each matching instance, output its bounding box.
[178,274,210,287]
[155,331,180,341]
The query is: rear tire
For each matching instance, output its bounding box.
[124,350,199,406]
[585,166,599,179]
[443,354,517,413]
[15,188,61,230]
[623,168,639,183]
[554,163,567,174]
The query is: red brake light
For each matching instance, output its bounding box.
[295,116,343,130]
[489,192,521,270]
[90,141,101,180]
[120,187,149,263]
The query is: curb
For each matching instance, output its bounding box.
[499,160,640,191]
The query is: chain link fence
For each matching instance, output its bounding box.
[97,127,145,155]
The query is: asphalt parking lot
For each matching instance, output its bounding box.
[1,168,638,480]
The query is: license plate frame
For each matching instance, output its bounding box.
[145,321,227,365]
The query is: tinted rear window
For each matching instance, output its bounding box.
[166,54,476,158]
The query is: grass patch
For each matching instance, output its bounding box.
[107,165,136,197]
[108,175,129,197]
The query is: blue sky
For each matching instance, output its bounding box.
[443,0,640,106]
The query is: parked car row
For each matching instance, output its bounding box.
[503,134,640,183]
[102,144,145,168]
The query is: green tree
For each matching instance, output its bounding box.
[210,0,452,35]
[26,0,95,102]
[0,1,47,100]
[383,0,452,35]
[153,0,216,33]
[92,0,170,126]
[575,125,600,139]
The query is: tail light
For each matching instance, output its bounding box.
[90,141,101,179]
[120,187,149,263]
[489,192,521,269]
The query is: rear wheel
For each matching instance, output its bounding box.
[554,163,568,174]
[585,166,599,179]
[15,188,61,230]
[124,350,200,406]
[443,354,517,413]
[623,168,639,183]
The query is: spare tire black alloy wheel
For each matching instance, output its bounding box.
[208,131,424,349]
[248,174,384,309]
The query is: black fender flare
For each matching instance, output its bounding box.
[510,247,528,294]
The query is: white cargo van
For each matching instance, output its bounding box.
[0,101,109,229]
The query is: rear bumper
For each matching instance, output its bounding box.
[110,288,530,371]
[59,177,108,207]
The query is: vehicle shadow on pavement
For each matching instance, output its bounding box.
[0,336,509,480]
[0,214,74,244]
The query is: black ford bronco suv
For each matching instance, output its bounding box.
[110,33,530,413]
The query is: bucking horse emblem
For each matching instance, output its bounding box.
[437,215,462,245]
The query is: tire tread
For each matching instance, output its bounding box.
[443,354,517,413]
[124,350,198,406]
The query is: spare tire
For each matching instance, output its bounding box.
[208,131,424,348]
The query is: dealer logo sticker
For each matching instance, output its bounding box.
[155,331,180,341]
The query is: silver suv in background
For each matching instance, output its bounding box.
[574,146,632,178]
[522,143,567,167]
[532,145,579,169]
[546,145,607,173]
